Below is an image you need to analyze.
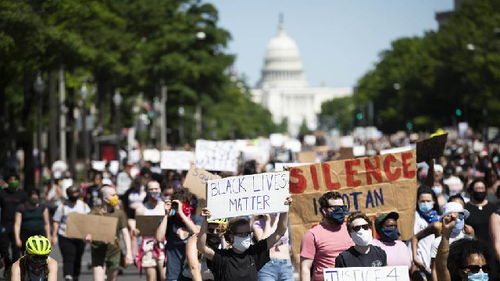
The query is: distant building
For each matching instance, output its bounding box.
[436,0,465,27]
[251,19,352,136]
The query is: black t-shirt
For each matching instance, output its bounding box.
[207,239,270,281]
[465,202,496,244]
[0,190,28,230]
[335,245,387,268]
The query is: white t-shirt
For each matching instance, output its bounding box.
[412,211,434,273]
[430,231,472,258]
[53,200,91,236]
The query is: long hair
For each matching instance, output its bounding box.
[19,255,49,281]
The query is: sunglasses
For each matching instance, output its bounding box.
[352,224,370,232]
[462,265,489,273]
[325,205,347,212]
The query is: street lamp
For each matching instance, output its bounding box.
[80,83,89,164]
[33,73,45,189]
[113,90,122,149]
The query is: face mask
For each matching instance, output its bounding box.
[326,209,346,225]
[232,235,252,252]
[380,227,400,241]
[449,189,462,196]
[452,217,465,235]
[28,198,40,205]
[432,186,443,196]
[206,233,221,249]
[418,202,434,213]
[8,181,19,191]
[467,272,489,281]
[147,191,161,201]
[350,229,372,246]
[472,191,487,202]
[68,195,79,202]
[108,195,119,207]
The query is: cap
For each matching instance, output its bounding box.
[375,212,399,229]
[441,202,470,219]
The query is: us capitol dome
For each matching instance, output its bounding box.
[251,17,352,136]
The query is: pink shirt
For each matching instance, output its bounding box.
[371,239,412,268]
[300,222,354,281]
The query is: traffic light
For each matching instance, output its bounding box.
[455,108,462,117]
[406,122,413,131]
[356,113,363,121]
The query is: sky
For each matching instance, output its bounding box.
[209,0,454,88]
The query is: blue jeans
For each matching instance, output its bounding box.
[258,258,294,281]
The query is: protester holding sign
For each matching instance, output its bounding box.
[299,191,354,281]
[335,212,387,268]
[86,186,133,281]
[52,186,91,281]
[130,181,166,281]
[196,197,292,281]
[371,212,412,268]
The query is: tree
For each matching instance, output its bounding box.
[318,96,354,133]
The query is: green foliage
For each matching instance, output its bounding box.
[352,0,500,133]
[318,96,354,133]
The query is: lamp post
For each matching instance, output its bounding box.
[178,105,185,144]
[113,90,122,149]
[33,73,45,189]
[80,83,89,165]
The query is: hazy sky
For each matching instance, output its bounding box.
[209,0,454,88]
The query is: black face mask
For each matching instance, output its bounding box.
[472,191,487,202]
[68,196,79,202]
[28,198,40,206]
[206,233,221,250]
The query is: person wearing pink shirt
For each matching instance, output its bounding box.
[299,191,354,281]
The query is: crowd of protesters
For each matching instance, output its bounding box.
[0,131,499,281]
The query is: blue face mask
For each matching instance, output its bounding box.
[326,209,346,225]
[468,272,488,281]
[380,227,400,241]
[452,217,465,235]
[418,202,434,213]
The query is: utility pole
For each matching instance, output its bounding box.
[160,83,167,147]
[59,66,67,162]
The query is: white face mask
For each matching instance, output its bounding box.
[350,229,373,246]
[232,235,252,252]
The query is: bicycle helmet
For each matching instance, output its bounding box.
[26,235,51,255]
[207,218,228,225]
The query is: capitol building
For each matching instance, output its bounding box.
[251,20,352,136]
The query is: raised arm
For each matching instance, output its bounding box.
[265,197,292,249]
[186,234,203,281]
[155,200,171,242]
[435,214,456,281]
[411,222,439,271]
[196,208,215,260]
[490,212,500,261]
[174,200,200,234]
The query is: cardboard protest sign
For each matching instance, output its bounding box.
[323,266,409,281]
[135,215,164,237]
[416,133,447,162]
[65,213,118,244]
[207,172,290,219]
[380,146,413,155]
[297,151,316,163]
[143,149,161,163]
[339,147,354,159]
[160,151,194,170]
[288,150,417,259]
[183,167,220,200]
[195,140,239,172]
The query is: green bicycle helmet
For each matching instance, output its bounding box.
[26,235,51,255]
[207,218,228,225]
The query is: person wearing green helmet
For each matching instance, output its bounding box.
[10,235,58,281]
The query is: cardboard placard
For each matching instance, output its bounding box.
[135,215,164,237]
[195,140,239,172]
[416,133,448,162]
[297,151,316,163]
[160,151,194,170]
[380,146,413,155]
[339,147,354,159]
[207,172,290,219]
[65,213,118,244]
[323,266,409,281]
[183,167,221,201]
[289,150,417,259]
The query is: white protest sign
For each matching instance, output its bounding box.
[128,149,141,164]
[195,140,239,172]
[274,163,311,172]
[91,160,106,171]
[380,146,413,155]
[323,266,409,281]
[207,172,290,219]
[353,145,366,157]
[160,151,194,170]
[270,133,285,147]
[143,149,161,163]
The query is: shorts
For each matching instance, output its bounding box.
[91,244,121,269]
[141,240,165,267]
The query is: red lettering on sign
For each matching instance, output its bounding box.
[402,151,416,178]
[321,163,340,190]
[310,165,320,190]
[289,168,306,194]
[345,159,362,187]
[383,154,401,181]
[364,156,383,185]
